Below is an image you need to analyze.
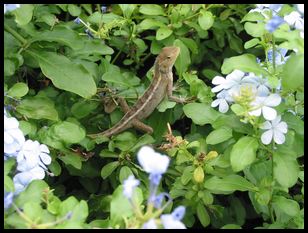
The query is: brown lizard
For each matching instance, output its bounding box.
[88,46,186,138]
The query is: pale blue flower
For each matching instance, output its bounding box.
[297,4,304,15]
[4,4,20,13]
[268,48,289,65]
[137,146,170,176]
[85,29,94,39]
[16,140,51,172]
[142,219,157,229]
[242,74,271,96]
[211,70,246,94]
[4,115,25,156]
[268,4,283,12]
[249,93,281,120]
[101,6,107,13]
[4,191,14,209]
[123,175,140,199]
[211,90,233,113]
[266,15,284,33]
[161,206,186,229]
[74,17,81,24]
[260,115,288,145]
[284,11,304,31]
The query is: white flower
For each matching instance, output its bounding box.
[137,146,170,175]
[4,115,25,155]
[284,11,304,31]
[16,140,51,172]
[260,115,288,145]
[242,74,271,96]
[249,93,281,120]
[267,48,290,66]
[142,219,157,229]
[211,70,245,94]
[161,206,186,229]
[297,4,304,15]
[211,90,233,113]
[13,166,46,194]
[123,175,140,199]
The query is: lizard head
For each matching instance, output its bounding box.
[156,46,180,73]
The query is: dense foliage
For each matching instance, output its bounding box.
[4,4,304,229]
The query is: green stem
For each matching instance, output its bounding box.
[4,23,27,46]
[272,36,276,73]
[111,48,123,64]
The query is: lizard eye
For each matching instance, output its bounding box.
[167,56,171,59]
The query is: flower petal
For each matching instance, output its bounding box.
[260,121,272,130]
[218,99,229,113]
[212,76,226,85]
[262,106,277,120]
[261,130,273,145]
[265,94,281,106]
[249,108,262,117]
[273,129,286,144]
[277,121,288,133]
[211,99,221,108]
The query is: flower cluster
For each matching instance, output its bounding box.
[123,146,186,229]
[4,110,52,209]
[250,4,304,37]
[211,67,288,145]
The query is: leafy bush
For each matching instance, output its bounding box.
[4,4,303,229]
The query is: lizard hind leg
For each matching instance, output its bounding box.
[132,119,153,134]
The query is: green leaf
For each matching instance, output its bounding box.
[48,160,62,176]
[206,127,233,145]
[15,180,49,207]
[272,196,300,217]
[19,120,36,136]
[198,10,214,31]
[281,54,304,90]
[101,161,120,179]
[204,175,257,193]
[196,204,210,227]
[53,121,85,144]
[27,50,97,99]
[23,202,43,221]
[244,22,266,37]
[138,18,165,31]
[7,82,29,98]
[282,112,304,136]
[273,151,299,188]
[174,39,191,77]
[4,175,15,193]
[68,4,81,16]
[139,4,165,16]
[183,103,220,125]
[157,99,176,112]
[59,150,82,169]
[29,26,84,50]
[4,59,16,76]
[119,166,133,183]
[4,158,16,175]
[244,38,260,49]
[221,224,242,229]
[130,134,155,152]
[71,101,99,119]
[156,27,173,40]
[181,166,194,185]
[119,4,136,18]
[241,12,265,22]
[71,39,114,56]
[230,136,258,172]
[16,96,58,121]
[13,4,34,25]
[102,70,137,88]
[221,54,268,76]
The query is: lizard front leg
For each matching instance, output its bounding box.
[167,73,186,103]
